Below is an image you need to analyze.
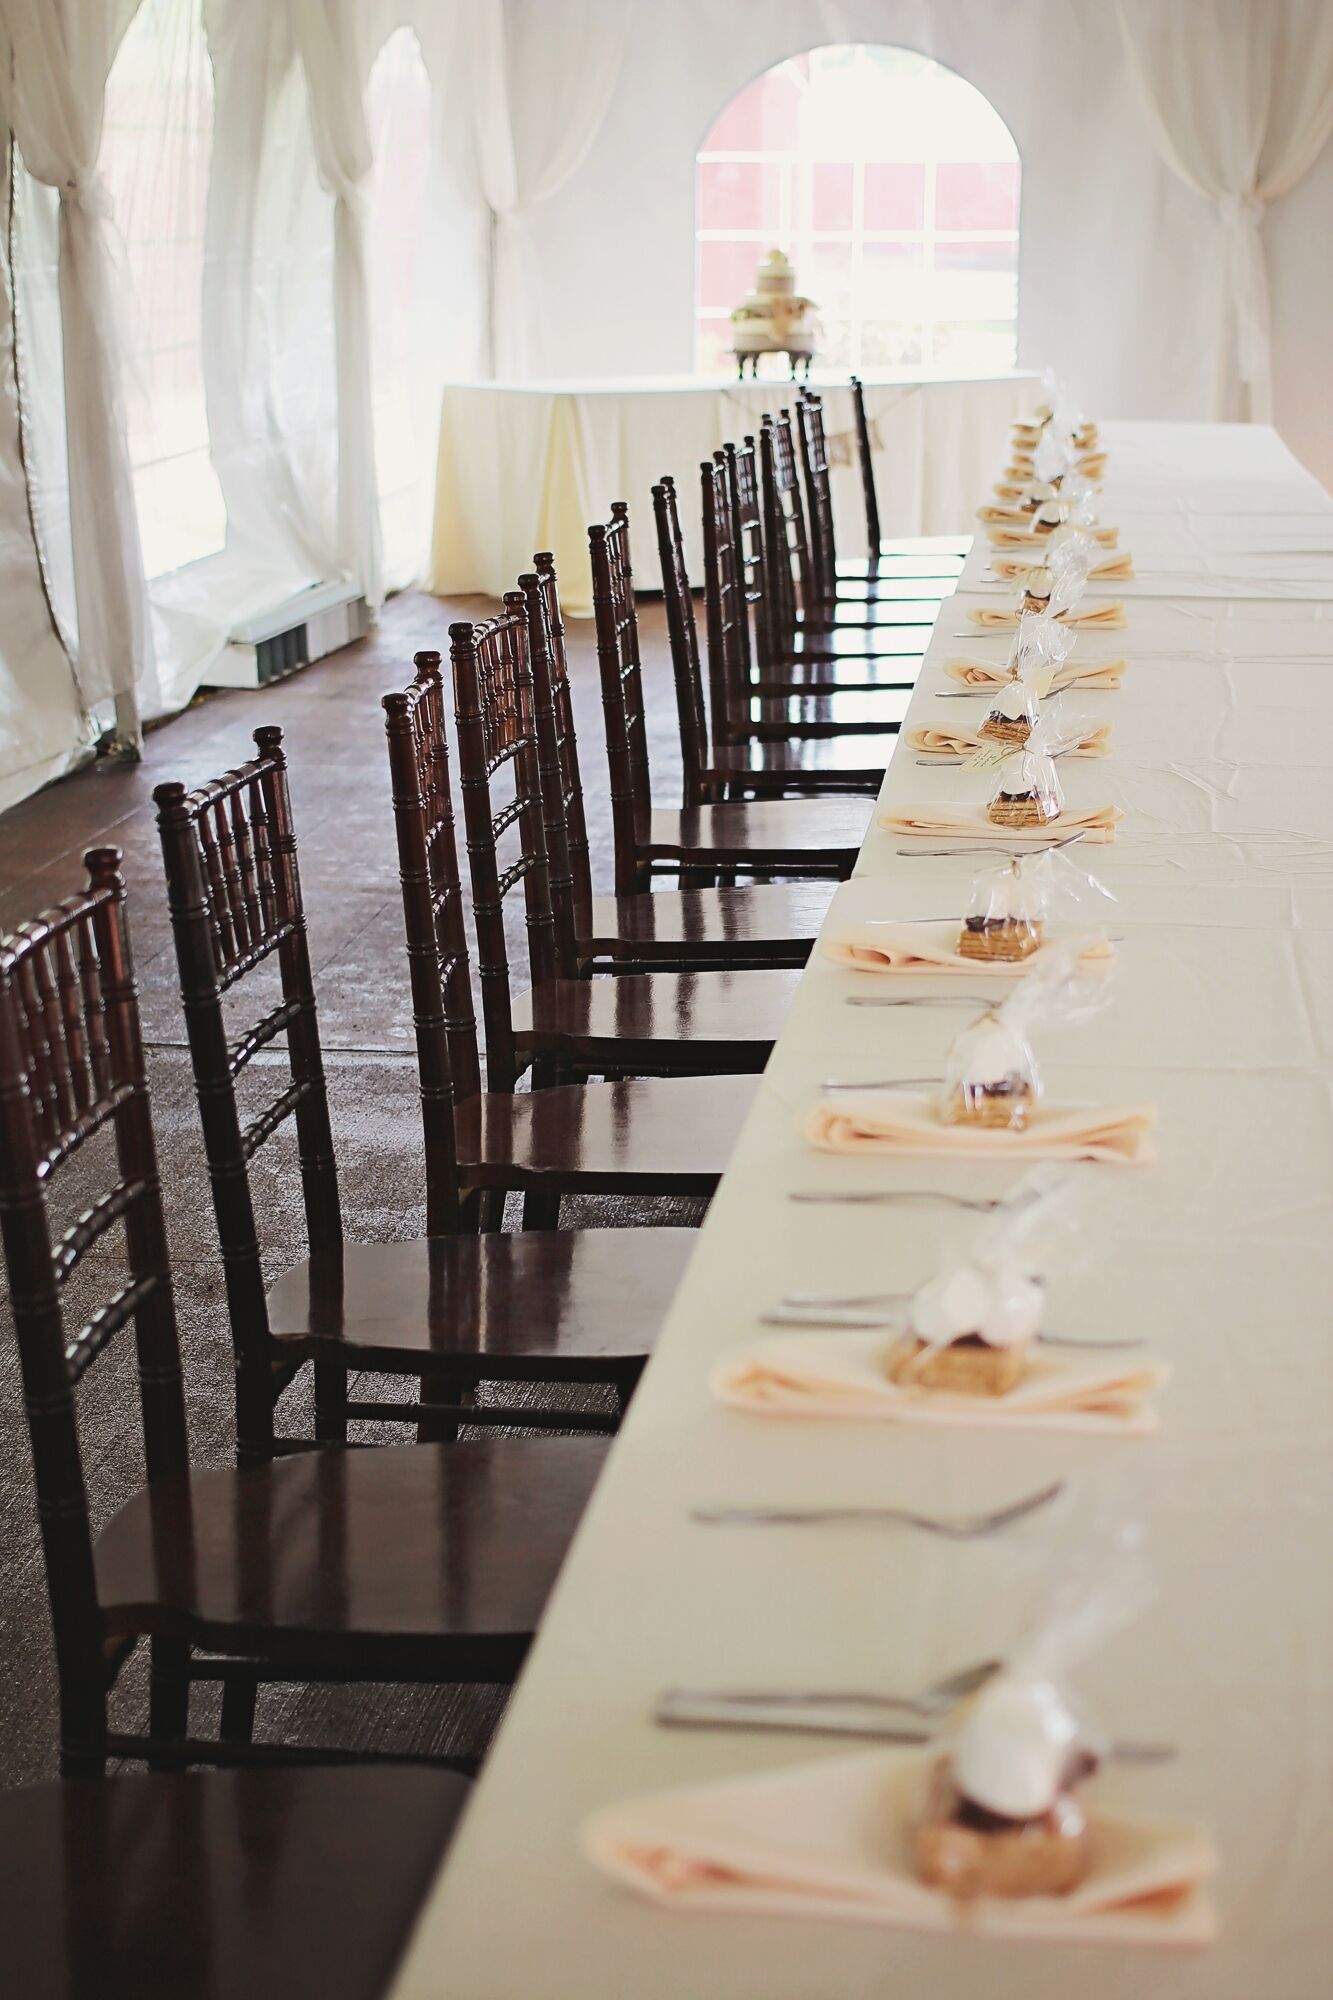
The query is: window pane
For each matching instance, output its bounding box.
[863,162,925,230]
[698,238,769,311]
[808,162,853,232]
[932,320,1018,370]
[934,238,1018,272]
[698,160,783,232]
[936,161,1019,231]
[702,65,802,151]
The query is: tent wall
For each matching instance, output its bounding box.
[0,0,1329,822]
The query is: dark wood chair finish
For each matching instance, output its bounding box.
[153,732,684,1449]
[589,499,867,892]
[1,1766,471,2000]
[844,373,973,578]
[760,411,942,659]
[384,654,762,1215]
[450,599,800,1080]
[0,854,608,1775]
[795,390,959,616]
[520,555,832,970]
[704,446,913,751]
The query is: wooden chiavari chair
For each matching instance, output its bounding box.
[450,597,800,1078]
[761,410,942,660]
[694,454,905,778]
[795,390,959,619]
[155,729,688,1452]
[844,372,973,584]
[2,1765,470,2000]
[385,654,761,1229]
[521,554,831,967]
[0,851,605,1777]
[588,501,867,893]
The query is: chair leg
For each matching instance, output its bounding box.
[523,1188,560,1229]
[313,1360,349,1443]
[148,1635,190,1771]
[478,1189,506,1233]
[219,1671,259,1747]
[418,1377,473,1444]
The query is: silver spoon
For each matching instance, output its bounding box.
[788,1190,1020,1211]
[760,1309,1146,1349]
[659,1656,998,1728]
[820,1074,943,1093]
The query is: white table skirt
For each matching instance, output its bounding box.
[427,370,1037,615]
[392,420,1333,2000]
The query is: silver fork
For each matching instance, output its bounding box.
[843,994,997,1010]
[691,1479,1064,1537]
[760,1308,1145,1349]
[658,1656,998,1730]
[788,1190,1017,1210]
[894,829,1091,860]
[819,1074,943,1092]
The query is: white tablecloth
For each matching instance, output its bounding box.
[427,370,1037,614]
[392,421,1333,2000]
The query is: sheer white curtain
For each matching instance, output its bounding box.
[289,0,401,610]
[465,0,629,377]
[1119,0,1333,421]
[0,0,152,748]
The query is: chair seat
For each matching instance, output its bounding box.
[582,881,832,965]
[454,1072,759,1194]
[648,797,870,871]
[705,736,892,794]
[95,1436,608,1675]
[266,1229,694,1376]
[836,535,972,577]
[829,573,959,603]
[744,674,918,720]
[805,589,954,628]
[2,1766,470,2000]
[784,618,939,660]
[513,965,800,1071]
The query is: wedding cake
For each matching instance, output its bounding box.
[730,248,819,376]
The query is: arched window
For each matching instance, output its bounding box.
[100,0,225,579]
[366,26,437,591]
[696,45,1020,376]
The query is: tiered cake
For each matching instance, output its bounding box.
[730,249,819,377]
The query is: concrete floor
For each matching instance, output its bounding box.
[0,587,697,1785]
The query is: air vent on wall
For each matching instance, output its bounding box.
[205,581,370,689]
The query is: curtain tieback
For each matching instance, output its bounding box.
[59,173,115,223]
[1217,191,1265,231]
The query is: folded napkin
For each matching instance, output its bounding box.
[988,524,1121,551]
[586,1747,1217,1947]
[943,656,1126,694]
[967,601,1127,632]
[713,1330,1166,1433]
[1007,452,1106,480]
[803,1091,1155,1164]
[907,721,1111,758]
[822,919,1113,975]
[991,553,1134,584]
[876,802,1122,845]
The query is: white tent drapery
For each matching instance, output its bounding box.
[0,0,153,750]
[1119,0,1333,422]
[464,0,629,378]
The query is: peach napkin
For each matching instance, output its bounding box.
[907,721,1111,758]
[1008,452,1106,480]
[987,524,1121,551]
[822,920,1113,975]
[943,656,1126,693]
[712,1330,1166,1433]
[990,553,1134,584]
[585,1747,1217,1947]
[967,601,1127,632]
[803,1091,1156,1164]
[876,802,1123,845]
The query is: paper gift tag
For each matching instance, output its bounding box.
[962,740,1013,774]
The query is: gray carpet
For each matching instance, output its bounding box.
[0,590,705,1786]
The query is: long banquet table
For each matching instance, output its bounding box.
[393,421,1333,1999]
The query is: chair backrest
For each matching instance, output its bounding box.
[523,554,595,951]
[796,391,838,601]
[382,651,482,1234]
[449,600,555,1092]
[155,730,341,1454]
[652,473,711,799]
[0,850,188,1765]
[589,502,653,896]
[759,411,812,657]
[849,374,881,553]
[700,450,753,747]
[725,437,771,677]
